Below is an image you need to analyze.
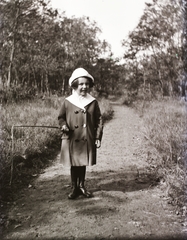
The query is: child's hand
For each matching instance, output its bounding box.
[61,125,69,133]
[95,139,101,148]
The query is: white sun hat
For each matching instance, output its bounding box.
[69,68,94,86]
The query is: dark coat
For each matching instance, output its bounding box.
[58,98,103,166]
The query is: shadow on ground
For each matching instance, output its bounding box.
[87,168,158,194]
[34,166,159,203]
[3,166,184,240]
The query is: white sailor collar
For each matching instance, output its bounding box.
[66,91,95,110]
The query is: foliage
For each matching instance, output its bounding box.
[142,98,186,205]
[98,97,114,122]
[91,57,124,96]
[122,0,183,100]
[1,0,184,103]
[0,0,113,97]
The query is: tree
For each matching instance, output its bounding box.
[55,16,107,94]
[122,0,182,98]
[0,0,111,99]
[0,0,51,89]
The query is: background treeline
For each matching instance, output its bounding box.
[122,0,184,102]
[0,0,121,102]
[0,0,184,103]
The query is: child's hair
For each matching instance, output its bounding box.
[71,77,94,89]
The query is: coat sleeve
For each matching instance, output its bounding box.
[58,99,67,127]
[95,100,103,141]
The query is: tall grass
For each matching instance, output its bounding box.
[0,96,113,188]
[0,97,62,186]
[142,98,187,206]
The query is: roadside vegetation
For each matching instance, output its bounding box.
[138,98,187,210]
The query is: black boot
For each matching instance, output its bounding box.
[68,167,79,199]
[78,166,92,198]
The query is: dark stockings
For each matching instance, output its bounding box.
[68,166,79,199]
[68,166,92,199]
[77,166,92,198]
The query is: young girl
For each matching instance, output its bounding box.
[58,68,103,199]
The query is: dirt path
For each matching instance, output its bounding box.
[3,104,185,240]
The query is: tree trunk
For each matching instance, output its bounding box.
[45,71,50,96]
[7,5,19,89]
[7,39,15,88]
[183,1,187,77]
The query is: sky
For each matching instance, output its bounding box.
[50,0,152,59]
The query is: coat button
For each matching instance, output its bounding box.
[75,125,79,128]
[83,124,87,128]
[74,110,79,114]
[81,110,86,113]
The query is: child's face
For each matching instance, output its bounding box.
[75,77,90,96]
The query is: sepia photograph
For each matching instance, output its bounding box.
[0,0,186,239]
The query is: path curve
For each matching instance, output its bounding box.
[3,104,185,240]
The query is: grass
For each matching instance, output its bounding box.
[141,98,187,208]
[0,96,113,191]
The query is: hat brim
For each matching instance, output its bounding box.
[69,68,94,86]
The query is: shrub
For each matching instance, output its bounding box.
[99,98,114,122]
